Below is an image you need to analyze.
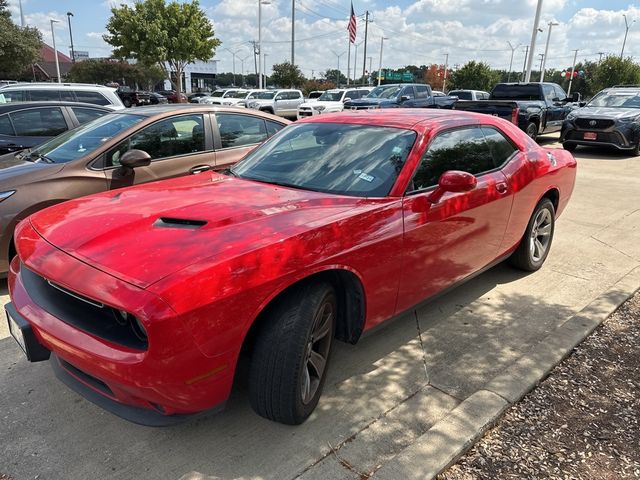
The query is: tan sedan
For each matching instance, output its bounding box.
[0,104,290,274]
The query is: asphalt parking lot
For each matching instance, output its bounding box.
[1,134,639,480]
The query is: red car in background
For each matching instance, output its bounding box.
[6,110,576,426]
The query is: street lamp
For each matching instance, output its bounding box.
[67,12,75,63]
[263,53,269,88]
[507,41,521,82]
[240,53,252,87]
[525,0,544,82]
[258,0,271,89]
[50,19,61,83]
[538,53,545,79]
[224,47,243,86]
[353,40,364,84]
[621,14,635,58]
[331,50,346,86]
[540,21,559,82]
[377,37,388,86]
[442,53,449,92]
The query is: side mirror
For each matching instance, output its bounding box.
[120,149,151,169]
[552,97,560,103]
[400,95,411,102]
[343,97,352,102]
[571,92,581,103]
[427,170,477,203]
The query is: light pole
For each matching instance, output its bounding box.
[331,50,346,86]
[540,21,559,82]
[263,53,269,88]
[50,19,61,83]
[525,0,544,82]
[621,14,635,58]
[291,0,295,65]
[507,41,520,82]
[66,12,75,63]
[224,47,242,86]
[442,53,449,92]
[567,49,579,95]
[377,37,388,86]
[257,0,271,89]
[538,53,545,80]
[240,54,252,87]
[353,40,364,84]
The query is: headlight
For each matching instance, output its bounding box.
[0,190,15,202]
[618,115,638,123]
[312,105,326,111]
[566,111,579,121]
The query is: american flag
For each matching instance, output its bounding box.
[348,2,357,43]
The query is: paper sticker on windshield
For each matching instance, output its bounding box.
[392,146,402,154]
[353,169,362,175]
[359,173,374,182]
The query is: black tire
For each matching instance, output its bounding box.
[563,142,577,152]
[525,122,538,141]
[249,282,336,425]
[123,99,132,108]
[509,198,555,272]
[260,108,274,115]
[631,140,640,157]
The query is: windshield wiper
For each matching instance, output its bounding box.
[29,152,55,164]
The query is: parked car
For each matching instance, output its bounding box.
[343,83,457,110]
[454,82,580,140]
[560,85,640,155]
[245,89,305,118]
[0,101,110,155]
[155,90,188,103]
[116,86,151,108]
[188,92,211,103]
[5,110,576,426]
[297,87,372,119]
[148,92,168,105]
[201,89,248,105]
[449,89,491,101]
[0,83,125,110]
[0,105,289,275]
[0,80,18,88]
[207,89,267,107]
[306,91,324,103]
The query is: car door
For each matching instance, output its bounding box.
[3,107,69,153]
[396,125,514,312]
[542,84,564,133]
[103,113,215,189]
[212,112,284,169]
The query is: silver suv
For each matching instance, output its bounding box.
[0,83,125,110]
[246,89,304,119]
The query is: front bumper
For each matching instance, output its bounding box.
[8,225,237,425]
[561,121,639,150]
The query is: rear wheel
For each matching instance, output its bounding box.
[631,140,640,157]
[123,98,132,108]
[249,282,336,425]
[563,142,577,152]
[509,198,555,272]
[525,122,538,141]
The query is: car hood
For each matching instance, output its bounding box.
[345,98,396,107]
[571,106,640,120]
[0,151,64,186]
[28,173,361,288]
[301,101,343,109]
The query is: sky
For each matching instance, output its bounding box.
[6,0,640,79]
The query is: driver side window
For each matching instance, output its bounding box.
[401,87,415,100]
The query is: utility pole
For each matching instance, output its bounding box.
[538,53,544,80]
[621,14,635,58]
[598,52,605,64]
[525,0,544,82]
[442,53,449,92]
[50,19,61,83]
[540,21,559,82]
[332,50,346,86]
[18,0,25,27]
[521,45,529,81]
[362,11,370,80]
[66,12,75,63]
[377,37,388,86]
[251,40,259,78]
[291,0,295,65]
[567,49,578,95]
[507,41,520,82]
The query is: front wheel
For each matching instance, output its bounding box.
[509,198,555,272]
[123,98,132,108]
[563,142,577,152]
[525,122,538,141]
[249,282,336,425]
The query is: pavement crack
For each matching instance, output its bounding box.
[414,310,430,383]
[551,269,590,281]
[328,441,373,479]
[589,235,639,262]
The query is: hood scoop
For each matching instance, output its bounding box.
[153,217,208,229]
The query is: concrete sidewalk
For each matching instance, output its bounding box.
[1,141,639,480]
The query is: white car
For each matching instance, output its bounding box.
[201,89,247,105]
[246,89,304,119]
[0,82,125,110]
[448,89,491,101]
[214,89,267,107]
[297,88,372,119]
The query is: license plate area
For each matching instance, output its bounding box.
[5,303,50,362]
[584,132,597,140]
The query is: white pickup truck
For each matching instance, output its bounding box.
[246,89,305,119]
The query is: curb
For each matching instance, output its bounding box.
[373,265,640,480]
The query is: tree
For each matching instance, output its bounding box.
[0,1,42,79]
[104,0,220,99]
[270,62,305,88]
[67,59,164,89]
[587,56,640,95]
[449,61,500,92]
[424,64,446,90]
[323,69,347,86]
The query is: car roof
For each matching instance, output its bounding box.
[0,101,112,112]
[104,104,292,120]
[298,109,492,130]
[0,83,115,91]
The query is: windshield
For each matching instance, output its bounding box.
[588,91,640,108]
[226,90,249,99]
[232,123,416,197]
[450,91,472,100]
[255,92,277,100]
[491,84,541,100]
[211,91,225,97]
[32,113,144,163]
[318,91,344,102]
[367,86,402,99]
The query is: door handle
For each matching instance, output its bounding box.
[496,182,508,194]
[189,165,211,174]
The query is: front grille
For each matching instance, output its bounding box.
[58,358,114,397]
[565,130,627,146]
[298,108,313,117]
[21,263,148,351]
[575,118,615,129]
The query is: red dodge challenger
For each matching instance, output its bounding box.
[6,110,576,426]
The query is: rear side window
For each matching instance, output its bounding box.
[217,113,267,149]
[415,85,430,98]
[0,114,14,135]
[29,90,61,101]
[266,120,284,137]
[481,127,517,167]
[0,90,26,102]
[73,90,110,106]
[410,127,494,191]
[71,107,107,125]
[10,107,67,137]
[61,90,76,102]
